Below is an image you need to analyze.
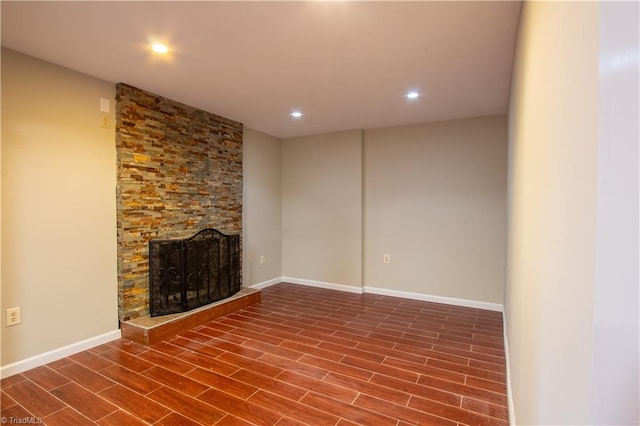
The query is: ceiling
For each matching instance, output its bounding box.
[1,1,522,139]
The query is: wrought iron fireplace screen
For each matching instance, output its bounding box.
[149,228,241,317]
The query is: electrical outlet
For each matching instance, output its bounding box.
[384,254,390,264]
[6,307,21,326]
[260,255,266,265]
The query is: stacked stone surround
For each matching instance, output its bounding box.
[116,83,243,321]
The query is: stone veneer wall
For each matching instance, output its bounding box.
[116,83,243,321]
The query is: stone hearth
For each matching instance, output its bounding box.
[120,287,260,346]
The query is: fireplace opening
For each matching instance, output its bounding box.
[149,228,241,317]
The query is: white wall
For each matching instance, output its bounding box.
[281,119,508,305]
[243,127,283,287]
[282,130,363,289]
[506,1,639,424]
[592,1,639,423]
[365,116,507,304]
[1,48,119,369]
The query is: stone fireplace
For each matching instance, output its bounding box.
[116,83,244,323]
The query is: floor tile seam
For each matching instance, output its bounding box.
[303,318,355,331]
[180,348,235,372]
[425,359,508,379]
[272,341,311,361]
[19,373,71,394]
[0,375,28,388]
[204,336,266,360]
[213,413,260,426]
[43,405,92,423]
[352,392,459,426]
[217,322,269,336]
[1,399,39,420]
[156,410,188,426]
[201,322,238,333]
[146,384,226,422]
[0,391,19,410]
[263,328,321,345]
[470,335,505,345]
[194,379,260,404]
[247,380,309,404]
[256,323,307,335]
[230,367,307,399]
[376,352,429,370]
[191,328,228,342]
[332,331,398,349]
[356,403,465,426]
[279,335,330,353]
[306,327,370,341]
[469,344,505,356]
[50,381,123,420]
[323,372,412,407]
[303,381,359,405]
[460,396,510,420]
[145,366,212,398]
[411,325,474,337]
[415,379,508,406]
[294,320,351,336]
[462,376,507,392]
[12,369,91,410]
[382,361,468,386]
[406,394,505,424]
[365,367,420,386]
[369,373,469,409]
[89,404,129,424]
[297,355,374,382]
[92,382,157,420]
[430,346,505,364]
[375,349,430,367]
[368,334,451,350]
[439,338,504,351]
[400,330,441,342]
[227,312,260,323]
[429,400,509,425]
[145,391,208,424]
[316,341,388,364]
[298,391,395,426]
[245,339,305,361]
[174,336,231,356]
[348,322,415,337]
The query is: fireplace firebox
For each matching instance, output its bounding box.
[149,229,241,317]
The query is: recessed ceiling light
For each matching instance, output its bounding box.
[406,91,419,99]
[291,111,303,118]
[151,43,169,54]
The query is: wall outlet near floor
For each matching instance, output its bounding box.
[383,254,391,264]
[6,307,21,326]
[260,255,266,265]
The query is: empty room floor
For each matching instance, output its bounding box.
[0,283,508,425]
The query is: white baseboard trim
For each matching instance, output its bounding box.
[271,279,503,311]
[248,277,283,289]
[503,311,515,425]
[363,286,504,312]
[282,277,364,294]
[0,329,121,379]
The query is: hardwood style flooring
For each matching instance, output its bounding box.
[1,283,508,425]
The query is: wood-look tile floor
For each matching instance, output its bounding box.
[1,283,508,425]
